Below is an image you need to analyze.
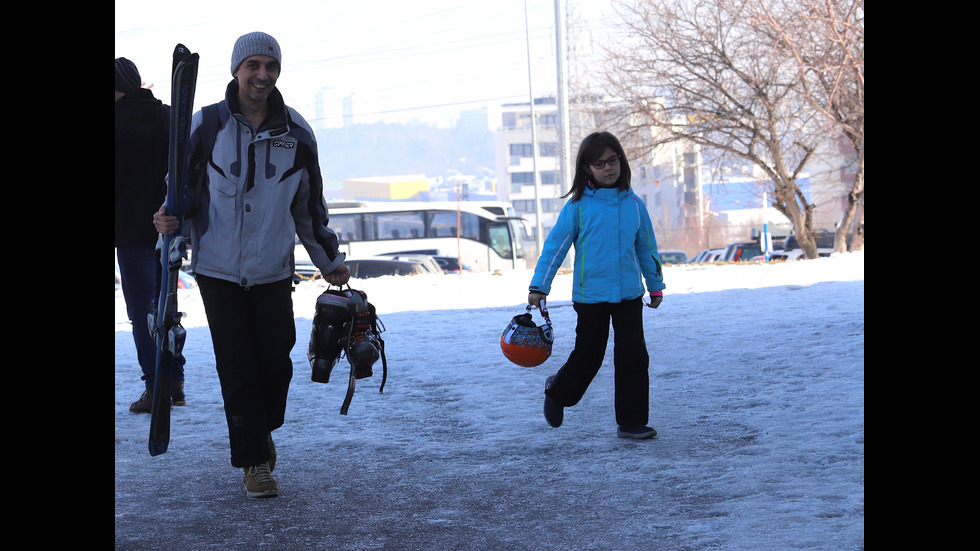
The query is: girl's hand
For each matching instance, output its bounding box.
[528,291,547,309]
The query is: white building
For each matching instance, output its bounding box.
[493,97,564,262]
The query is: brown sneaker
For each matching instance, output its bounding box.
[267,432,276,473]
[243,462,278,498]
[129,390,152,413]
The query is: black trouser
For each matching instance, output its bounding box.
[196,274,295,468]
[545,296,650,427]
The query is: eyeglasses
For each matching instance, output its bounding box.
[589,155,620,170]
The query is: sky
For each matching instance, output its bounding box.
[114,0,618,128]
[114,252,864,549]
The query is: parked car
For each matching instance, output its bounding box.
[433,256,473,273]
[691,248,725,263]
[347,257,430,278]
[294,256,434,281]
[293,261,320,282]
[782,231,836,250]
[767,248,835,261]
[658,250,689,264]
[722,241,763,262]
[377,254,445,275]
[176,270,196,289]
[768,230,837,261]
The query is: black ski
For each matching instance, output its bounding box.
[148,44,199,457]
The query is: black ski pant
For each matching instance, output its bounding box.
[545,296,650,427]
[196,274,295,468]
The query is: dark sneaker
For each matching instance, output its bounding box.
[171,381,185,406]
[544,375,563,428]
[267,432,276,473]
[617,426,658,439]
[129,390,152,414]
[243,462,278,498]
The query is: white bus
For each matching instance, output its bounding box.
[298,201,527,273]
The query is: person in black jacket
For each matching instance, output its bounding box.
[115,57,185,413]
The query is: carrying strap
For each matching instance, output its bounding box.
[184,103,220,220]
[338,326,388,415]
[331,283,388,415]
[192,103,220,170]
[525,303,553,327]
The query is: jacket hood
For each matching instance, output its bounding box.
[115,88,164,116]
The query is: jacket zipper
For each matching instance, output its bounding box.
[241,131,256,289]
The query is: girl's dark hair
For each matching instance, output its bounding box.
[562,131,632,202]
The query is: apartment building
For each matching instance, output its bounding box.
[493,97,565,261]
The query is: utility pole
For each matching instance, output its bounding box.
[555,0,571,197]
[524,0,543,254]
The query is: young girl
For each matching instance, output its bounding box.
[527,131,665,439]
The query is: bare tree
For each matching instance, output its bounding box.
[747,0,864,252]
[597,0,832,258]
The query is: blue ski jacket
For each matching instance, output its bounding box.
[182,81,345,287]
[529,185,665,303]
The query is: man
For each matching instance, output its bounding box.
[154,32,350,499]
[115,57,186,413]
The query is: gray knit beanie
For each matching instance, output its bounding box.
[230,32,282,75]
[115,57,141,93]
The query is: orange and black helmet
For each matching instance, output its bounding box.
[500,306,554,367]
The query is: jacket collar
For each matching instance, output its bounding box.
[224,79,289,134]
[584,182,628,203]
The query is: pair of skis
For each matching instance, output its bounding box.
[148,44,199,457]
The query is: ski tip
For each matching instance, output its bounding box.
[172,44,199,70]
[148,442,169,457]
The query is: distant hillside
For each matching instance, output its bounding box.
[314,123,496,187]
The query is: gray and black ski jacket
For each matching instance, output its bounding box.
[181,80,345,287]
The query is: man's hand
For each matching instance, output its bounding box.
[153,205,179,235]
[324,264,351,286]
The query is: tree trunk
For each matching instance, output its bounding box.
[835,152,864,253]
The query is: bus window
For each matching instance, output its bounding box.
[328,213,362,242]
[427,210,480,240]
[460,213,480,240]
[369,211,425,240]
[426,211,457,238]
[487,223,513,259]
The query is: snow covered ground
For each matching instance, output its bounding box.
[115,252,864,550]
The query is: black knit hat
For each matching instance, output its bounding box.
[115,57,141,93]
